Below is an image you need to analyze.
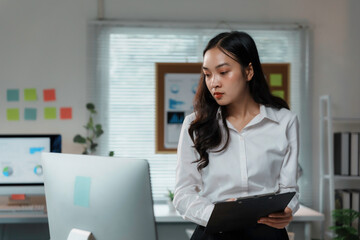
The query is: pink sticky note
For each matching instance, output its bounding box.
[43,89,56,102]
[60,107,72,120]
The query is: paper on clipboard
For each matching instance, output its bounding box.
[205,192,296,234]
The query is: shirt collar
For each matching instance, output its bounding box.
[216,104,279,123]
[259,104,279,123]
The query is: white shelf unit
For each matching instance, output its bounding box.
[319,95,360,238]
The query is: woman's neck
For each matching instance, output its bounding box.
[225,95,260,132]
[226,95,259,120]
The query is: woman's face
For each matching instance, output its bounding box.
[202,47,253,106]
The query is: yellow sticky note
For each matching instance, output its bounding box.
[24,88,37,101]
[7,108,20,121]
[270,74,283,87]
[44,107,57,119]
[272,90,285,99]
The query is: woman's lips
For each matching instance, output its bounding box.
[214,92,223,99]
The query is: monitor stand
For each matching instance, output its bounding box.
[67,228,95,240]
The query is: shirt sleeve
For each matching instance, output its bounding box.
[279,114,300,214]
[173,115,215,226]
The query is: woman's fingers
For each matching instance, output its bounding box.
[257,207,293,229]
[258,217,292,229]
[225,198,237,202]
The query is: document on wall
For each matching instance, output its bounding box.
[164,73,200,149]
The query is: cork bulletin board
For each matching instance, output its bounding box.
[156,62,290,153]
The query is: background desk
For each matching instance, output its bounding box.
[154,204,324,240]
[0,204,323,240]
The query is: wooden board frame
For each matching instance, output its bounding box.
[156,62,202,153]
[262,63,290,105]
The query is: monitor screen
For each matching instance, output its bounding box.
[42,153,157,240]
[0,134,61,195]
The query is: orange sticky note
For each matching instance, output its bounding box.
[60,107,72,120]
[11,194,26,200]
[43,89,56,102]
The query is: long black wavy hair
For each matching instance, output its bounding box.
[189,31,289,171]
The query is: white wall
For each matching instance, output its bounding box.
[0,0,95,153]
[1,0,359,237]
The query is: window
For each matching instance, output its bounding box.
[90,22,311,205]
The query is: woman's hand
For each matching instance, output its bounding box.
[257,207,293,229]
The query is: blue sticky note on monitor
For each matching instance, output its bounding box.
[7,89,19,102]
[74,176,91,207]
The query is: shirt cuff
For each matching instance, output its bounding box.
[201,204,215,227]
[287,196,299,215]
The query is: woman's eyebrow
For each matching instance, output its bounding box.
[202,63,230,70]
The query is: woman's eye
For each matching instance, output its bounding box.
[220,71,228,75]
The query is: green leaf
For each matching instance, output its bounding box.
[90,143,98,150]
[167,189,174,201]
[86,103,95,111]
[95,129,104,137]
[73,135,86,143]
[108,151,114,157]
[330,209,360,238]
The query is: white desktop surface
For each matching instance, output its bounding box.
[154,204,324,222]
[154,204,324,240]
[0,213,47,224]
[0,196,47,224]
[0,203,323,224]
[0,203,324,240]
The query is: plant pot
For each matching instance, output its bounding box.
[167,200,176,212]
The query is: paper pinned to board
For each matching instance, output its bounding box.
[269,74,283,87]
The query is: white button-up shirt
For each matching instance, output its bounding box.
[173,104,299,226]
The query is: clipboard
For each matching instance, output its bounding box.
[205,192,296,234]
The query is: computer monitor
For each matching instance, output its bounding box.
[0,134,61,196]
[42,153,157,240]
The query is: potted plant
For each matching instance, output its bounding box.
[73,103,114,156]
[167,189,175,212]
[329,208,360,240]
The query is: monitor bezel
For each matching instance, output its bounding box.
[0,134,62,187]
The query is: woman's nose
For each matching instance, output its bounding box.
[210,75,221,89]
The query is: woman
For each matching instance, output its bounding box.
[173,31,299,240]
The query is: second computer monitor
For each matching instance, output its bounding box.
[0,134,61,196]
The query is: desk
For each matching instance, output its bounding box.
[0,204,324,240]
[292,205,324,240]
[0,213,47,224]
[154,204,324,240]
